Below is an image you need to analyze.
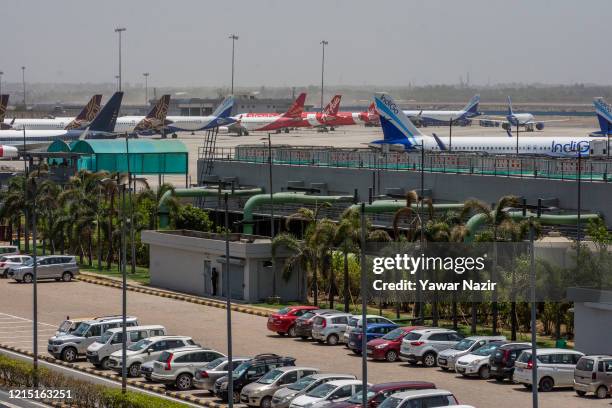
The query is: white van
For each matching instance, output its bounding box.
[86,325,166,369]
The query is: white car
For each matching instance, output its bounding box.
[289,379,364,408]
[150,348,226,390]
[514,348,585,391]
[399,328,464,367]
[342,315,395,345]
[0,255,31,278]
[437,336,506,371]
[455,342,506,379]
[378,389,460,408]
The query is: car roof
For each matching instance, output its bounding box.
[464,336,507,341]
[145,335,192,342]
[412,327,455,334]
[499,342,531,349]
[326,379,362,387]
[169,347,218,355]
[363,323,398,330]
[399,326,423,331]
[528,348,584,355]
[393,389,453,399]
[321,313,352,318]
[84,316,138,325]
[580,355,612,359]
[107,325,164,333]
[4,255,29,259]
[37,255,75,259]
[370,381,436,392]
[272,366,318,372]
[309,373,356,380]
[290,306,319,310]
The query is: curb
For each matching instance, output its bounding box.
[0,344,227,408]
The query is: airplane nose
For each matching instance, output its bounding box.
[0,145,19,159]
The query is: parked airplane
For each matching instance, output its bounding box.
[302,97,380,129]
[114,95,171,135]
[234,93,307,134]
[0,145,18,159]
[592,97,612,136]
[0,92,123,149]
[402,94,481,126]
[479,96,567,132]
[3,95,102,131]
[372,92,592,157]
[163,96,236,136]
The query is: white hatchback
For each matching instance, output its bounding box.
[514,348,585,392]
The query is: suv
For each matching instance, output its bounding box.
[272,373,357,408]
[108,336,198,377]
[47,316,139,362]
[574,355,612,399]
[150,348,226,390]
[489,342,532,382]
[241,366,319,408]
[194,357,250,392]
[437,335,506,371]
[9,255,79,283]
[267,306,319,337]
[343,315,396,345]
[378,389,459,408]
[86,325,166,369]
[514,348,585,392]
[294,310,336,340]
[214,354,296,402]
[399,328,464,367]
[348,323,398,354]
[0,246,19,256]
[325,381,436,408]
[0,255,31,278]
[311,313,352,345]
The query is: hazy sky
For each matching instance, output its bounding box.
[3,0,611,87]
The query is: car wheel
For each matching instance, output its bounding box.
[260,396,272,408]
[478,365,491,379]
[61,347,77,362]
[100,357,111,370]
[523,384,532,390]
[422,352,437,367]
[23,273,33,283]
[55,278,61,281]
[300,336,309,340]
[288,326,297,337]
[176,373,193,391]
[352,349,361,355]
[128,363,141,378]
[407,361,418,366]
[596,385,608,399]
[62,272,73,282]
[440,367,449,371]
[385,350,398,362]
[277,332,286,336]
[494,376,505,382]
[539,377,554,392]
[575,390,586,397]
[326,334,339,346]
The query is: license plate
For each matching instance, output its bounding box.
[366,349,373,355]
[241,396,248,402]
[438,358,447,364]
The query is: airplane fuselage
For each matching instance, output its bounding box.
[3,117,77,130]
[403,109,477,123]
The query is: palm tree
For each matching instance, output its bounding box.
[335,208,361,312]
[0,176,27,250]
[136,182,177,230]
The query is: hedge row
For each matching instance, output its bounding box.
[0,354,186,408]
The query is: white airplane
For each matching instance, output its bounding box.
[373,93,591,157]
[163,96,236,135]
[114,95,170,135]
[0,145,18,159]
[3,95,102,131]
[479,96,567,132]
[402,94,481,126]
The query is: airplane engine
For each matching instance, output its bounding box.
[0,145,18,159]
[536,122,545,130]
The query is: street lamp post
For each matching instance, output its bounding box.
[114,28,126,92]
[21,66,26,107]
[529,218,539,408]
[359,203,368,408]
[120,181,127,393]
[229,34,238,95]
[224,193,234,408]
[320,40,328,113]
[0,71,3,97]
[143,72,149,105]
[261,134,276,298]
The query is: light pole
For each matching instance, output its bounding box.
[224,193,234,408]
[359,203,368,408]
[120,181,127,394]
[261,134,276,298]
[449,117,453,152]
[115,76,120,92]
[229,34,238,95]
[576,150,582,260]
[143,72,149,105]
[21,66,26,107]
[114,27,126,92]
[0,71,3,97]
[320,40,328,113]
[529,217,539,408]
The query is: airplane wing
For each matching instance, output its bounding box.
[523,118,570,124]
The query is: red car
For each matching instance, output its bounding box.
[366,326,423,362]
[266,306,319,336]
[325,381,436,408]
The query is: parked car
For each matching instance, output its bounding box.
[574,355,612,399]
[343,315,396,345]
[47,316,139,362]
[489,342,531,382]
[141,360,157,381]
[214,354,296,402]
[9,255,79,283]
[438,336,506,371]
[366,327,422,363]
[241,366,319,408]
[347,323,398,354]
[378,389,459,408]
[150,348,226,390]
[0,255,31,278]
[324,381,436,408]
[0,246,19,256]
[514,348,585,392]
[455,341,506,379]
[107,336,198,377]
[294,310,336,340]
[272,374,357,408]
[86,325,166,369]
[312,313,352,345]
[55,316,99,336]
[399,328,464,367]
[194,357,250,392]
[267,306,320,337]
[289,379,364,408]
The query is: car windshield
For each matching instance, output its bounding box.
[276,308,291,315]
[128,339,152,351]
[348,317,359,327]
[258,369,284,384]
[453,339,476,351]
[473,343,501,356]
[58,321,72,333]
[379,396,402,408]
[306,383,335,398]
[347,388,377,403]
[204,358,225,370]
[23,258,35,266]
[382,328,405,341]
[301,312,315,320]
[72,323,90,337]
[288,376,317,391]
[232,361,251,378]
[99,331,114,344]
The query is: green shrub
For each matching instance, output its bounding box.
[174,204,213,232]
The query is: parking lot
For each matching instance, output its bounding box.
[0,278,608,408]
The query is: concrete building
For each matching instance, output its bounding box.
[567,288,612,355]
[141,230,305,303]
[168,95,313,116]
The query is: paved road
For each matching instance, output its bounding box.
[0,278,607,408]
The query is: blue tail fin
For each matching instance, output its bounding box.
[373,93,423,148]
[462,94,480,116]
[507,96,514,117]
[88,92,123,132]
[212,96,235,118]
[593,98,612,135]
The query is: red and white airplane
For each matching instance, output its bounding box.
[234,93,307,134]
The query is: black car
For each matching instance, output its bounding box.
[213,353,296,401]
[489,343,531,382]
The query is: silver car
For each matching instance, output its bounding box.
[574,355,612,399]
[0,255,31,278]
[342,315,395,345]
[271,373,357,408]
[311,313,352,345]
[241,366,319,408]
[150,348,226,390]
[399,328,464,367]
[437,336,506,371]
[194,357,250,392]
[9,255,79,283]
